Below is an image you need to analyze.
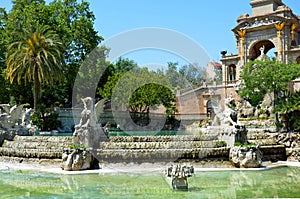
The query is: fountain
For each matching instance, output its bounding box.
[61,97,107,171]
[200,95,263,168]
[201,95,247,147]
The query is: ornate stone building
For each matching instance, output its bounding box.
[177,0,300,121]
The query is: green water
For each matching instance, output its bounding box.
[1,166,300,198]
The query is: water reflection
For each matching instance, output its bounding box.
[0,166,300,198]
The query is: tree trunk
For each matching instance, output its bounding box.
[33,67,39,111]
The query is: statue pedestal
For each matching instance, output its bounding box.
[61,125,107,171]
[229,146,263,168]
[61,148,99,171]
[201,125,247,147]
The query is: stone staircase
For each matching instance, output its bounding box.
[2,132,292,164]
[0,135,73,164]
[96,135,230,163]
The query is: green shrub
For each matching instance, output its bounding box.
[216,141,227,147]
[69,145,89,149]
[31,104,61,131]
[292,119,300,132]
[234,142,255,147]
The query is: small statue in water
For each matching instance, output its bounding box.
[164,163,194,190]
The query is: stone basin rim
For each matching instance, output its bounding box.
[0,161,299,175]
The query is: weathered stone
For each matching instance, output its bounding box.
[201,125,247,147]
[229,146,263,168]
[61,148,96,171]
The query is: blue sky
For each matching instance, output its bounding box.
[1,0,300,68]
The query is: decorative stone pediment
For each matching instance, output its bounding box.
[234,16,284,32]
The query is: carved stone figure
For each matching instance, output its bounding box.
[259,45,265,56]
[73,97,107,147]
[0,104,24,128]
[212,95,237,126]
[0,104,36,130]
[75,97,105,129]
[61,149,94,171]
[164,164,194,190]
[62,97,107,171]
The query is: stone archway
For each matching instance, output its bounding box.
[248,40,276,60]
[207,100,214,118]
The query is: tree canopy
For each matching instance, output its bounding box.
[240,59,300,107]
[6,24,65,110]
[111,67,177,116]
[0,0,103,106]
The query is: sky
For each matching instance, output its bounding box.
[0,0,300,69]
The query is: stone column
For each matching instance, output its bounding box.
[274,22,285,61]
[237,29,247,64]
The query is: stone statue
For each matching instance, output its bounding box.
[75,97,105,129]
[0,104,37,146]
[212,95,237,126]
[21,108,33,127]
[73,97,107,147]
[0,104,36,131]
[0,104,24,128]
[257,45,269,60]
[62,97,107,171]
[259,45,265,56]
[164,164,194,190]
[201,94,247,147]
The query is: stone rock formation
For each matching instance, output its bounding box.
[61,148,95,171]
[229,146,263,168]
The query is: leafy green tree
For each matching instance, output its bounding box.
[275,91,300,131]
[240,59,300,107]
[240,59,300,129]
[179,63,205,86]
[73,46,110,103]
[163,62,205,90]
[49,0,103,99]
[114,57,137,74]
[0,8,10,104]
[112,68,177,116]
[1,0,103,106]
[98,57,138,98]
[6,24,65,110]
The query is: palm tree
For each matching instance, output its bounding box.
[6,24,65,110]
